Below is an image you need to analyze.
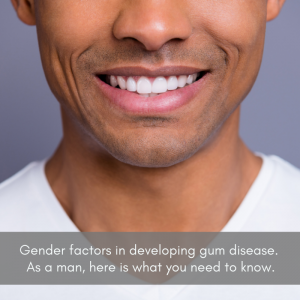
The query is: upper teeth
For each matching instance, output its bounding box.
[109,73,199,97]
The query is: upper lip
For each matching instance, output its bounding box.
[96,66,208,77]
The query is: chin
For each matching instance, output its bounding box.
[101,133,201,168]
[112,149,194,168]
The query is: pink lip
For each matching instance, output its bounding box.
[95,74,208,115]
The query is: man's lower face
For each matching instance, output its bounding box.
[36,0,266,167]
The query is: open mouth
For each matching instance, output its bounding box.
[95,69,209,114]
[97,71,207,98]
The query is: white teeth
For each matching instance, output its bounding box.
[110,73,200,94]
[178,75,187,88]
[187,75,194,85]
[137,77,152,94]
[167,76,178,90]
[110,75,118,87]
[127,77,137,92]
[117,76,126,89]
[152,76,167,93]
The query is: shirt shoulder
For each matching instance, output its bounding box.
[0,162,46,231]
[0,161,75,232]
[0,162,38,199]
[242,155,300,231]
[265,155,300,207]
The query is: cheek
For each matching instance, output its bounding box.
[36,0,116,53]
[190,0,266,50]
[35,0,119,119]
[189,0,266,107]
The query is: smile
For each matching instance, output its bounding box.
[96,68,209,114]
[99,73,205,97]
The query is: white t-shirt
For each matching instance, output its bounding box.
[0,154,300,299]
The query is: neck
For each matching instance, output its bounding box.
[46,107,261,232]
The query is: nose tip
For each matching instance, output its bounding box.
[113,2,192,51]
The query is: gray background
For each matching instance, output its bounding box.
[0,1,299,183]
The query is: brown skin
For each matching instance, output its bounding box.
[12,0,285,232]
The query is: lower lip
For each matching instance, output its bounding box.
[96,75,207,114]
